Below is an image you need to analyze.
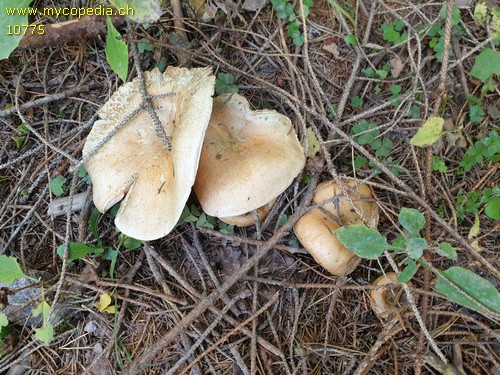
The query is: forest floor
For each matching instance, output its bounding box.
[0,0,499,374]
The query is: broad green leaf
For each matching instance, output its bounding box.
[33,299,54,345]
[0,312,9,328]
[397,259,418,283]
[306,128,320,157]
[122,236,141,250]
[485,197,500,220]
[35,323,54,345]
[470,48,500,81]
[468,214,480,239]
[398,207,425,237]
[56,242,103,260]
[351,96,363,108]
[50,176,66,197]
[345,34,357,46]
[410,117,444,147]
[406,237,427,259]
[435,266,500,314]
[0,0,32,60]
[108,0,162,23]
[0,255,27,283]
[336,225,388,259]
[105,16,128,82]
[436,242,457,260]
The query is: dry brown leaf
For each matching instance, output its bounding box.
[390,56,404,78]
[322,41,340,59]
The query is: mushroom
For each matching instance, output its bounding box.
[219,198,277,227]
[193,93,305,224]
[293,179,378,276]
[294,209,361,275]
[313,180,379,227]
[370,272,408,320]
[82,67,215,241]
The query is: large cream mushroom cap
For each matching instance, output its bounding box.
[294,209,361,276]
[314,180,379,228]
[194,93,305,218]
[82,67,215,241]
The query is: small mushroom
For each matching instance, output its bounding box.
[293,179,378,276]
[194,93,305,223]
[370,272,408,320]
[313,180,379,228]
[219,199,277,227]
[294,209,361,275]
[82,67,215,240]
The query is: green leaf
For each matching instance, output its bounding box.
[11,135,26,149]
[137,38,154,53]
[90,209,101,241]
[435,266,500,314]
[431,156,448,173]
[397,259,418,283]
[0,0,32,60]
[50,175,66,197]
[436,242,457,260]
[56,242,104,260]
[0,255,27,283]
[485,197,500,220]
[33,300,54,345]
[105,16,128,82]
[0,312,8,328]
[351,96,363,108]
[215,73,239,95]
[398,208,425,237]
[336,225,388,260]
[468,214,480,239]
[344,34,357,45]
[122,236,141,250]
[469,48,500,81]
[410,117,444,147]
[102,248,119,279]
[389,84,401,99]
[469,104,485,123]
[406,237,427,260]
[473,3,488,24]
[108,0,162,23]
[34,323,54,345]
[305,127,320,157]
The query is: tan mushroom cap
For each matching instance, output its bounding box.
[194,93,305,218]
[294,209,361,276]
[293,179,379,276]
[219,199,276,227]
[82,67,215,241]
[370,272,408,319]
[314,180,379,228]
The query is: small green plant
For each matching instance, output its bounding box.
[215,73,239,95]
[11,124,30,149]
[459,131,500,173]
[424,5,462,60]
[0,255,55,345]
[350,120,399,176]
[455,188,500,222]
[181,204,234,233]
[467,48,499,123]
[336,208,500,314]
[431,155,448,173]
[50,176,67,197]
[271,0,314,47]
[381,20,408,45]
